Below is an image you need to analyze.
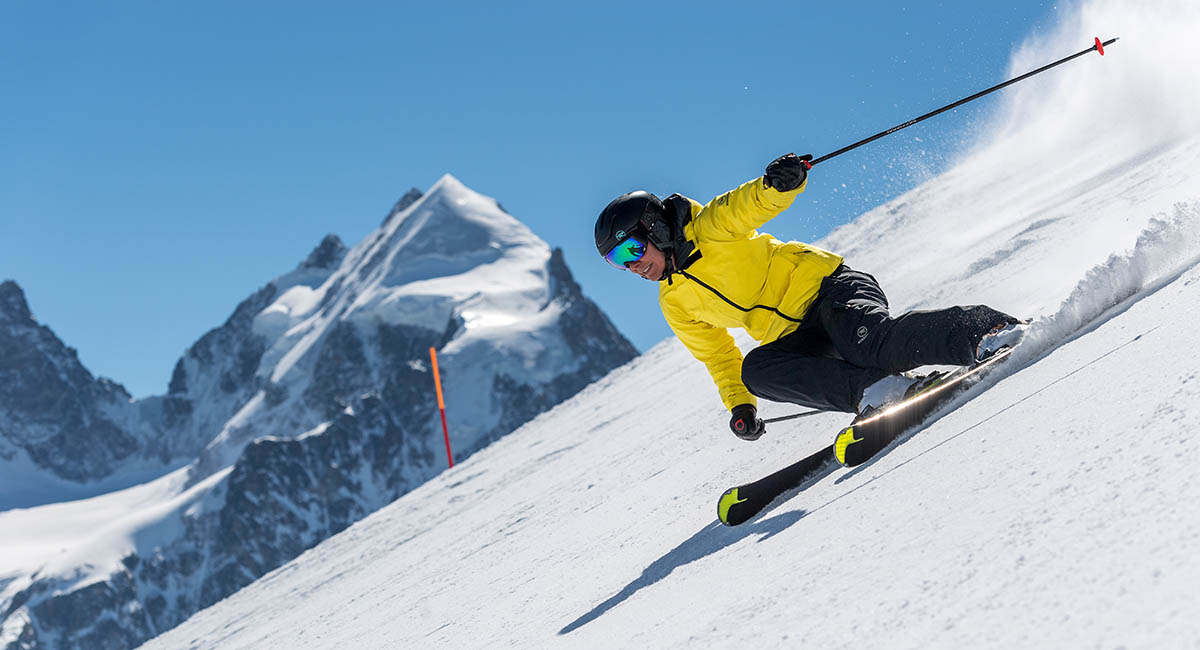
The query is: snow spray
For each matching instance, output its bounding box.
[966,0,1200,164]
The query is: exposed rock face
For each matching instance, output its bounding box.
[0,281,141,482]
[160,283,279,454]
[1,176,639,650]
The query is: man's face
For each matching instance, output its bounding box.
[626,239,667,281]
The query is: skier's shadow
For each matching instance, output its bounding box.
[558,504,807,635]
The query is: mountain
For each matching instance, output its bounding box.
[0,279,137,482]
[126,1,1200,648]
[0,175,637,650]
[0,281,182,505]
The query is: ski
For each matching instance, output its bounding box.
[718,339,1023,526]
[718,346,1021,526]
[834,346,1015,467]
[717,444,837,526]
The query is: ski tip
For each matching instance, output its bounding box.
[833,426,859,467]
[717,487,745,526]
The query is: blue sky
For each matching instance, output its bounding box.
[2,1,1061,398]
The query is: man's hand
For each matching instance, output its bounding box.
[729,404,765,441]
[763,153,813,191]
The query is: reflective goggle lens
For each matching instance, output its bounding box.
[604,235,648,269]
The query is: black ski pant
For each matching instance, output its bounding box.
[741,265,1017,413]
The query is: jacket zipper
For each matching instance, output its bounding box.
[676,269,805,324]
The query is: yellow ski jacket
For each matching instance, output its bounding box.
[659,177,843,410]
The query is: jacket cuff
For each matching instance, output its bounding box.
[723,389,757,411]
[769,176,806,196]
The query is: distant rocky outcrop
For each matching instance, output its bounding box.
[0,281,144,483]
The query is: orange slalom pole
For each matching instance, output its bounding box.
[429,347,454,468]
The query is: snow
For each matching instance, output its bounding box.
[0,465,230,597]
[0,443,189,513]
[136,258,1200,649]
[251,285,324,340]
[137,1,1200,647]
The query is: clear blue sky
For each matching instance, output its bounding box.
[2,1,1060,398]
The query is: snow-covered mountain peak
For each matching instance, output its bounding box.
[269,174,557,355]
[380,173,543,262]
[253,174,552,345]
[183,174,628,480]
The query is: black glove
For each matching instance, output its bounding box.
[729,404,765,441]
[763,153,813,192]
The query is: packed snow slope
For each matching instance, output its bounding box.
[141,3,1200,649]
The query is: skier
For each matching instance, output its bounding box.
[594,153,1027,441]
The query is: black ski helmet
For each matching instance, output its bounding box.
[594,190,670,258]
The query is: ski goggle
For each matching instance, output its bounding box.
[604,235,648,269]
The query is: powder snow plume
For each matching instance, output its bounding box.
[1022,201,1200,357]
[967,0,1200,165]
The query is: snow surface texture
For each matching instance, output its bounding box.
[0,176,636,650]
[138,2,1200,648]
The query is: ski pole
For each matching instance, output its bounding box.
[763,410,826,425]
[804,36,1118,169]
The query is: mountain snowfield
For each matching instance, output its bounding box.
[124,2,1200,649]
